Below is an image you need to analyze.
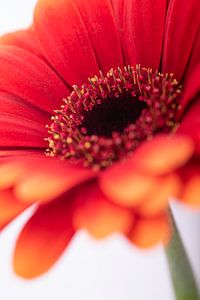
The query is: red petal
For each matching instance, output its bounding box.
[34,0,99,86]
[110,0,124,34]
[122,0,167,68]
[162,0,200,80]
[0,92,50,125]
[180,64,200,113]
[0,28,46,61]
[73,0,123,72]
[129,215,170,248]
[130,134,194,175]
[73,182,133,238]
[13,196,74,278]
[0,45,68,113]
[184,30,200,82]
[0,114,46,148]
[14,156,94,203]
[0,189,28,229]
[178,96,200,155]
[0,150,44,159]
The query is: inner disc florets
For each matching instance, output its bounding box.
[47,65,181,170]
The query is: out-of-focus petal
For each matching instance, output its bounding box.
[14,157,94,203]
[182,176,200,207]
[0,189,28,229]
[129,215,170,248]
[73,182,133,238]
[0,153,53,190]
[138,175,181,217]
[0,160,29,189]
[162,0,200,81]
[100,134,192,206]
[130,135,194,175]
[34,0,99,86]
[178,96,200,155]
[0,45,68,113]
[179,161,200,207]
[100,163,156,206]
[13,195,74,278]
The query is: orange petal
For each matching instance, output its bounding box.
[0,161,27,190]
[132,134,194,175]
[0,189,28,229]
[73,182,133,238]
[100,162,156,207]
[13,195,74,278]
[129,215,170,248]
[178,160,200,207]
[181,176,200,207]
[138,175,182,217]
[14,157,94,203]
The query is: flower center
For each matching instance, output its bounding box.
[47,65,181,170]
[81,92,147,138]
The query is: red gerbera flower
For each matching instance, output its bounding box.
[0,0,199,278]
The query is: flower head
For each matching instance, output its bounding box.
[0,0,199,278]
[48,66,181,169]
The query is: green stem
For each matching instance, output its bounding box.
[165,209,200,300]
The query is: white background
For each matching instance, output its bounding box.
[0,1,199,299]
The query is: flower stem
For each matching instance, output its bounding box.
[165,209,200,300]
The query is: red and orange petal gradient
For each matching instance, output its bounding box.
[0,0,199,279]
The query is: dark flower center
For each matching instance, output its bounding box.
[81,93,147,138]
[47,65,181,170]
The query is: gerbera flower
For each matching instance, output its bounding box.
[0,0,199,279]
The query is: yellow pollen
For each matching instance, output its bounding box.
[84,142,92,149]
[66,137,73,144]
[90,77,96,83]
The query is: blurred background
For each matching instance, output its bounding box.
[0,1,199,299]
